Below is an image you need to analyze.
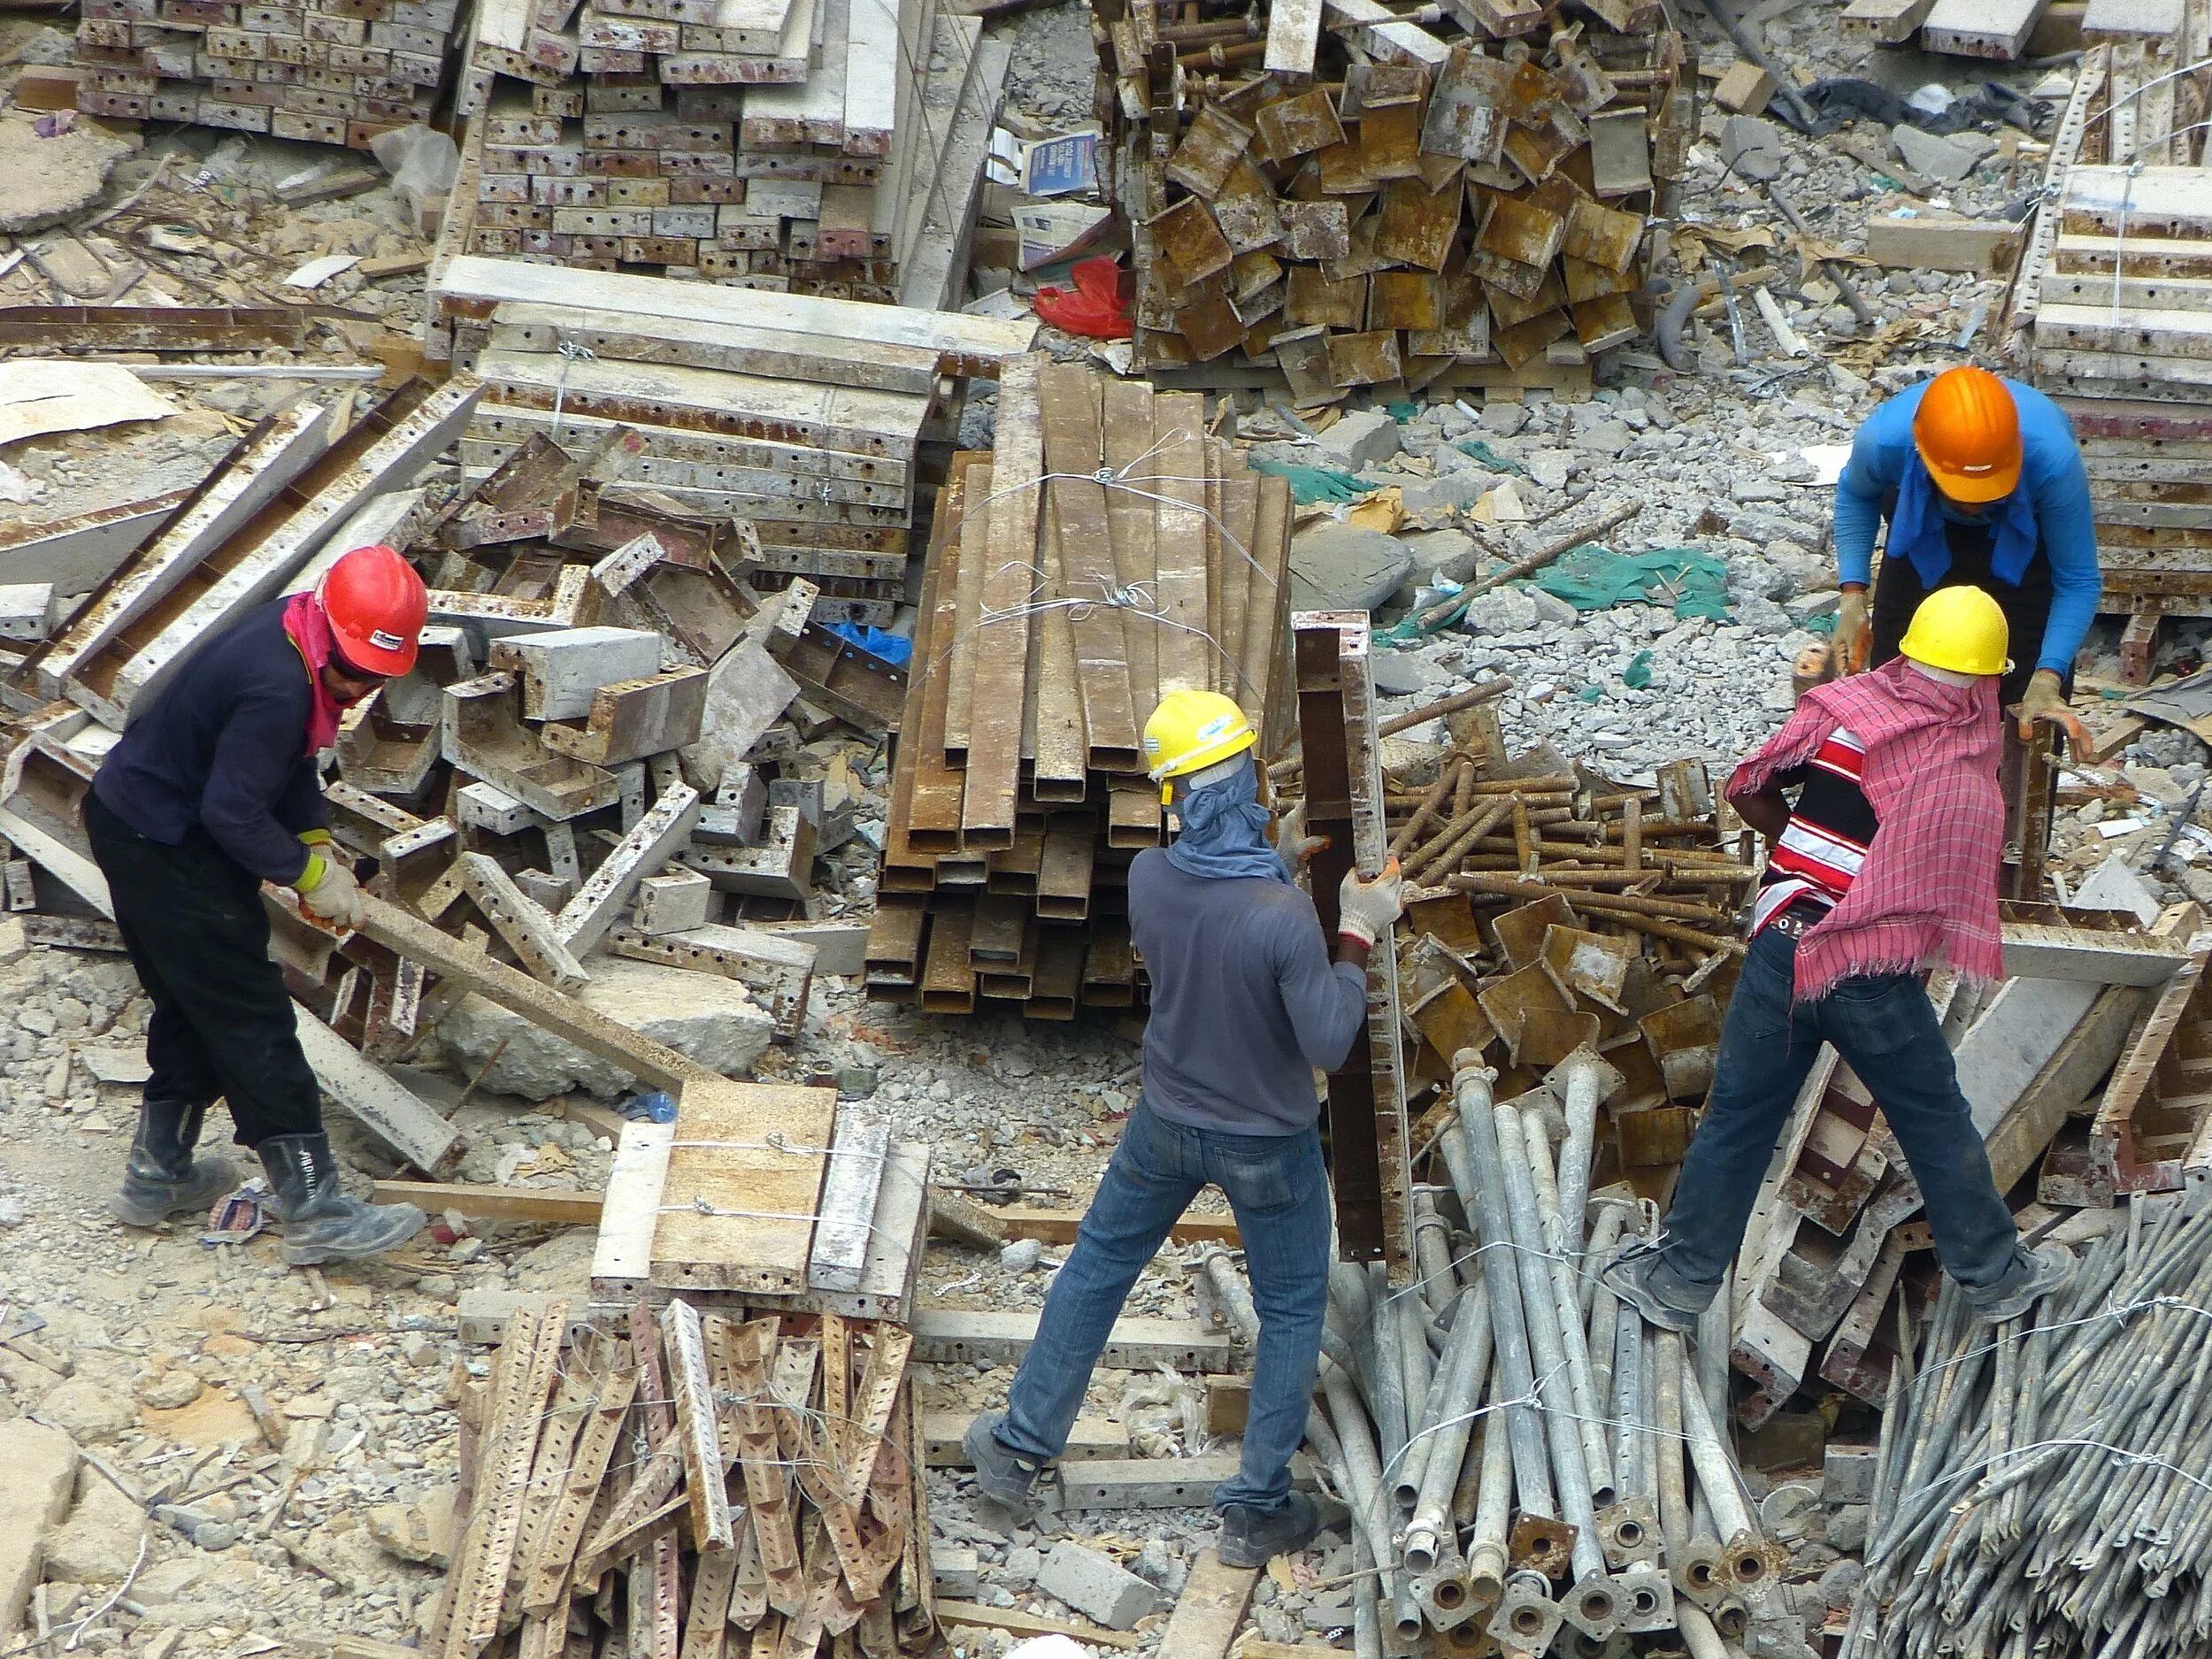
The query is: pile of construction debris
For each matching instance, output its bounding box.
[441,0,1005,304]
[73,0,460,146]
[1094,0,1691,397]
[423,254,1037,627]
[0,371,929,1157]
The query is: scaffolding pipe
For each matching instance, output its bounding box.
[1466,1356,1514,1609]
[1413,1187,1458,1320]
[1444,1056,1555,1517]
[1324,1360,1400,1586]
[1403,1281,1494,1573]
[1494,1103,1618,1634]
[1520,1098,1617,1507]
[1392,1279,1439,1507]
[1551,1047,1612,1266]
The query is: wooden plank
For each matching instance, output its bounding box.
[353,891,719,1093]
[432,254,1038,378]
[922,1409,1126,1465]
[1156,1549,1257,1659]
[651,1078,833,1294]
[994,1204,1240,1246]
[372,1180,603,1224]
[961,356,1041,847]
[808,1110,889,1293]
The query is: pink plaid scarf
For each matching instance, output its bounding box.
[1731,657,2005,1001]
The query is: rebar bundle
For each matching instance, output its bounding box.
[1847,1187,2212,1659]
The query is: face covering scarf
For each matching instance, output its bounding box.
[281,590,349,755]
[1164,756,1294,885]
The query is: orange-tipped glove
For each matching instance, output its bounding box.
[1833,587,1870,675]
[296,846,364,928]
[2015,668,2089,749]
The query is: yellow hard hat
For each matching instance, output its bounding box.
[1897,586,2011,678]
[1142,689,1256,803]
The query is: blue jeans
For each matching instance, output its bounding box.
[998,1098,1332,1514]
[1648,924,2023,1303]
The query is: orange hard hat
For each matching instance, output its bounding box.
[1912,366,2022,504]
[319,543,426,678]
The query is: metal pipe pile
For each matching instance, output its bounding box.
[1846,1186,2212,1659]
[1205,1054,1801,1654]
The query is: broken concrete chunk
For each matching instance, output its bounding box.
[1289,521,1414,614]
[1035,1539,1158,1631]
[1719,116,1783,181]
[1312,408,1402,472]
[0,1419,77,1639]
[42,1468,148,1585]
[1890,123,1983,184]
[438,956,773,1099]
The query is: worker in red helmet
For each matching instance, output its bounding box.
[88,543,433,1264]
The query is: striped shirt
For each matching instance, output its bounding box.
[1752,727,1880,935]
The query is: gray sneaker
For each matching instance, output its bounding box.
[963,1411,1043,1515]
[1967,1243,2072,1325]
[1601,1240,1709,1334]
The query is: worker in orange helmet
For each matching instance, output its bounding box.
[88,543,434,1265]
[1830,365,2097,743]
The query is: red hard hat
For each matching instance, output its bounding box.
[319,543,426,677]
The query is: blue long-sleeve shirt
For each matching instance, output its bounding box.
[93,599,327,886]
[1834,377,2100,676]
[1127,848,1366,1135]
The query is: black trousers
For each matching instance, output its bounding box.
[86,789,321,1148]
[1866,514,2057,711]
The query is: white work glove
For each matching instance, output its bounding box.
[1336,857,1404,949]
[296,853,364,929]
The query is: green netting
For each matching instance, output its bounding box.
[1529,545,1733,621]
[1248,457,1366,503]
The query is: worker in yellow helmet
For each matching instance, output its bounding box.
[964,689,1403,1569]
[1831,365,2096,743]
[1606,588,2069,1332]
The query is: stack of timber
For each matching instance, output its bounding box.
[440,0,1007,305]
[424,255,1038,624]
[1092,0,1694,396]
[434,1279,932,1659]
[73,0,458,143]
[0,383,917,1175]
[2027,154,2212,680]
[863,355,1295,1017]
[1724,902,2204,1429]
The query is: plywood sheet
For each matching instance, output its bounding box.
[651,1079,834,1294]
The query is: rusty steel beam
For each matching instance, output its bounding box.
[0,305,317,350]
[1292,611,1410,1276]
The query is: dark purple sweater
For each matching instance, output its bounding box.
[92,599,327,885]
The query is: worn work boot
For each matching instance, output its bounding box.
[1967,1242,2073,1325]
[1601,1240,1709,1334]
[1218,1493,1324,1569]
[963,1412,1044,1517]
[111,1100,235,1227]
[256,1133,426,1265]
